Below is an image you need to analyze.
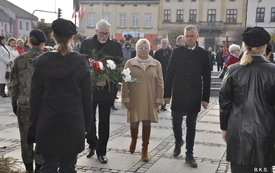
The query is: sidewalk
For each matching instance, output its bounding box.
[0,95,234,173]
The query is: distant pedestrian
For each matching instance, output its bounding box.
[16,39,25,54]
[0,35,12,98]
[121,38,164,162]
[7,37,19,62]
[154,38,172,111]
[220,26,275,173]
[73,35,86,52]
[9,29,47,173]
[208,47,215,71]
[164,25,211,168]
[122,34,135,61]
[225,44,241,67]
[175,35,185,47]
[216,46,224,71]
[28,18,93,173]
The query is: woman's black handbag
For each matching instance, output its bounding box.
[218,67,227,79]
[5,71,10,79]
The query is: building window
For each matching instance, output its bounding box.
[26,22,29,30]
[119,13,126,27]
[19,21,22,29]
[230,0,235,1]
[103,13,111,23]
[256,8,265,22]
[210,0,215,1]
[177,10,184,21]
[165,0,170,2]
[87,13,95,27]
[207,9,216,22]
[226,9,237,23]
[271,7,275,22]
[164,10,171,21]
[189,10,196,22]
[178,0,183,2]
[145,13,152,28]
[191,0,196,2]
[132,13,139,27]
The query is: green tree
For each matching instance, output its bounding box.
[33,22,55,47]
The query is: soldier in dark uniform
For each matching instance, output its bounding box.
[9,29,47,173]
[122,34,135,61]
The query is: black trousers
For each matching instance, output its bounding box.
[217,63,224,71]
[231,162,273,173]
[86,100,112,156]
[40,154,77,173]
[172,111,198,156]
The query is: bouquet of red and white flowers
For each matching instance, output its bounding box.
[89,49,138,90]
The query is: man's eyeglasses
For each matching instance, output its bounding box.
[96,30,110,36]
[138,47,149,50]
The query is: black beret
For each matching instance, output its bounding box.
[267,42,273,51]
[242,27,270,47]
[124,34,132,40]
[29,29,47,42]
[52,18,77,36]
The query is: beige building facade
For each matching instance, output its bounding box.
[159,0,248,49]
[78,0,159,49]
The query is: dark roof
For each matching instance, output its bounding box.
[0,9,9,21]
[80,0,159,4]
[2,0,38,20]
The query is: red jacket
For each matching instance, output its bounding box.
[225,54,240,67]
[16,46,25,54]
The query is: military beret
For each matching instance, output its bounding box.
[267,42,273,51]
[242,27,270,47]
[52,18,77,37]
[29,29,47,42]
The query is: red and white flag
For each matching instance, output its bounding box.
[78,5,85,20]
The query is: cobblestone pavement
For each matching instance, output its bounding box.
[1,95,268,173]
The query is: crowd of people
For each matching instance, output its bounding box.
[0,17,274,173]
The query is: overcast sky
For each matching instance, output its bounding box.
[7,0,75,24]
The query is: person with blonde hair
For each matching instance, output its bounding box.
[220,27,275,173]
[122,38,164,162]
[16,39,25,54]
[7,37,19,62]
[28,18,93,172]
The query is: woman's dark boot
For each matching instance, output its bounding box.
[24,162,33,173]
[0,84,8,97]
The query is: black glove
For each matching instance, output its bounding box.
[12,105,17,116]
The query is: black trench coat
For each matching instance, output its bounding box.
[164,44,211,113]
[29,52,93,156]
[219,56,275,167]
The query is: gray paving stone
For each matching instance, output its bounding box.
[199,116,220,123]
[196,122,221,132]
[146,158,218,173]
[195,132,225,145]
[77,152,140,171]
[0,127,20,139]
[0,115,17,125]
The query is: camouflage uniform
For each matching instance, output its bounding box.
[9,47,43,166]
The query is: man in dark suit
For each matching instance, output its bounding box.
[164,25,211,168]
[154,38,172,111]
[80,19,123,164]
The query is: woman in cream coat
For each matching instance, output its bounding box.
[0,36,12,97]
[121,38,164,162]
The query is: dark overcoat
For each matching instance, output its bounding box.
[80,35,123,101]
[29,52,93,156]
[219,56,275,167]
[153,48,172,81]
[164,44,211,113]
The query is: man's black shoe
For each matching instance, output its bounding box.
[185,155,198,167]
[86,149,95,158]
[111,106,118,110]
[98,155,108,164]
[173,140,184,157]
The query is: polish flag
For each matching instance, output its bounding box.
[78,6,85,20]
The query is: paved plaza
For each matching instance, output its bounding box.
[0,94,237,173]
